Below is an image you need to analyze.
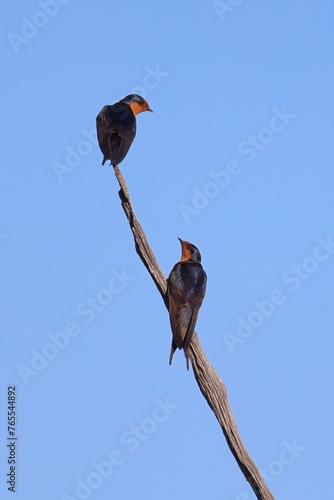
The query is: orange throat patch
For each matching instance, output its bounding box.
[129,102,145,116]
[179,246,192,262]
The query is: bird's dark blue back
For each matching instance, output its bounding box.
[103,102,136,132]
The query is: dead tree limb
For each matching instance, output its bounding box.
[113,165,275,500]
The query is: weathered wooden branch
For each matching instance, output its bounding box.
[113,165,275,500]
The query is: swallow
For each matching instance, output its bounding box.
[96,94,153,166]
[167,238,207,370]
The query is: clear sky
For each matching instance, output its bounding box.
[2,2,334,499]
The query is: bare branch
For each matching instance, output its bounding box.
[113,165,275,500]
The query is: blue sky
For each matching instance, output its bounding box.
[2,1,334,499]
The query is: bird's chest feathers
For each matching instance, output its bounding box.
[169,262,204,301]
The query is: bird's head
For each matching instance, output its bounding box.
[178,238,202,263]
[122,94,153,116]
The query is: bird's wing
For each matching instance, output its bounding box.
[168,296,202,370]
[168,295,197,349]
[169,295,189,349]
[182,295,205,354]
[96,108,111,156]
